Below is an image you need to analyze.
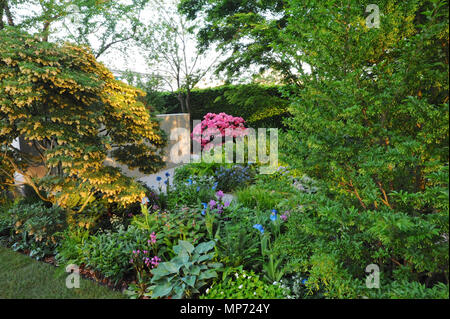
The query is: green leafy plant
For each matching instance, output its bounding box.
[6,202,66,259]
[201,267,287,299]
[148,240,222,299]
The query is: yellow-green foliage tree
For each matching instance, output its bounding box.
[0,28,166,209]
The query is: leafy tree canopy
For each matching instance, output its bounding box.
[0,28,166,209]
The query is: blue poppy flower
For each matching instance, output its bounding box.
[253,224,264,234]
[187,179,193,185]
[201,203,208,209]
[141,197,149,205]
[196,186,200,192]
[165,172,170,177]
[156,176,162,182]
[301,279,308,285]
[164,180,168,185]
[201,210,206,216]
[270,209,278,221]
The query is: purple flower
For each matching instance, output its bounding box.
[209,200,217,208]
[224,201,230,207]
[280,214,288,221]
[216,190,224,199]
[149,232,157,244]
[253,224,264,234]
[151,256,161,268]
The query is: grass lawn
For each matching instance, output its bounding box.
[0,247,125,299]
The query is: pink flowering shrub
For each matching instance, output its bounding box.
[192,112,248,150]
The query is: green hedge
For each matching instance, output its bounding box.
[145,83,291,128]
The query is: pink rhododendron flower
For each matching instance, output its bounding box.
[192,112,248,150]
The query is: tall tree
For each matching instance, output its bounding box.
[0,28,166,209]
[178,0,293,83]
[0,0,150,58]
[140,0,219,113]
[276,0,449,296]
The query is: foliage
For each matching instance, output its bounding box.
[138,0,218,113]
[0,0,151,57]
[270,0,449,298]
[59,225,153,284]
[5,202,66,259]
[178,0,288,81]
[215,165,255,192]
[132,205,206,258]
[278,273,323,299]
[201,268,287,299]
[0,28,165,209]
[166,174,217,209]
[149,240,222,299]
[215,221,261,270]
[145,83,289,127]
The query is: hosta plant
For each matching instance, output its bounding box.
[148,240,222,299]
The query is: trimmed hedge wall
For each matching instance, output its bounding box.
[145,84,291,128]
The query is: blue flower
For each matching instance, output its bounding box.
[164,180,168,185]
[187,179,193,185]
[156,176,162,182]
[196,186,200,192]
[141,197,149,205]
[165,172,170,177]
[301,278,308,285]
[253,224,264,234]
[201,203,208,209]
[270,209,278,221]
[201,210,206,216]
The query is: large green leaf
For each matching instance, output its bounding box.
[177,240,195,254]
[194,241,215,254]
[182,275,197,287]
[151,282,172,298]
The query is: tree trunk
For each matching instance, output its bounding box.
[177,92,186,113]
[3,0,14,26]
[185,88,191,114]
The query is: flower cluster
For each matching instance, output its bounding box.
[201,190,230,215]
[148,231,157,245]
[130,250,161,269]
[192,112,248,150]
[215,165,254,192]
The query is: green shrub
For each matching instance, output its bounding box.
[201,268,287,299]
[6,202,67,259]
[62,225,152,283]
[167,175,216,209]
[215,165,255,192]
[131,206,206,259]
[235,186,284,211]
[146,84,290,128]
[274,0,449,299]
